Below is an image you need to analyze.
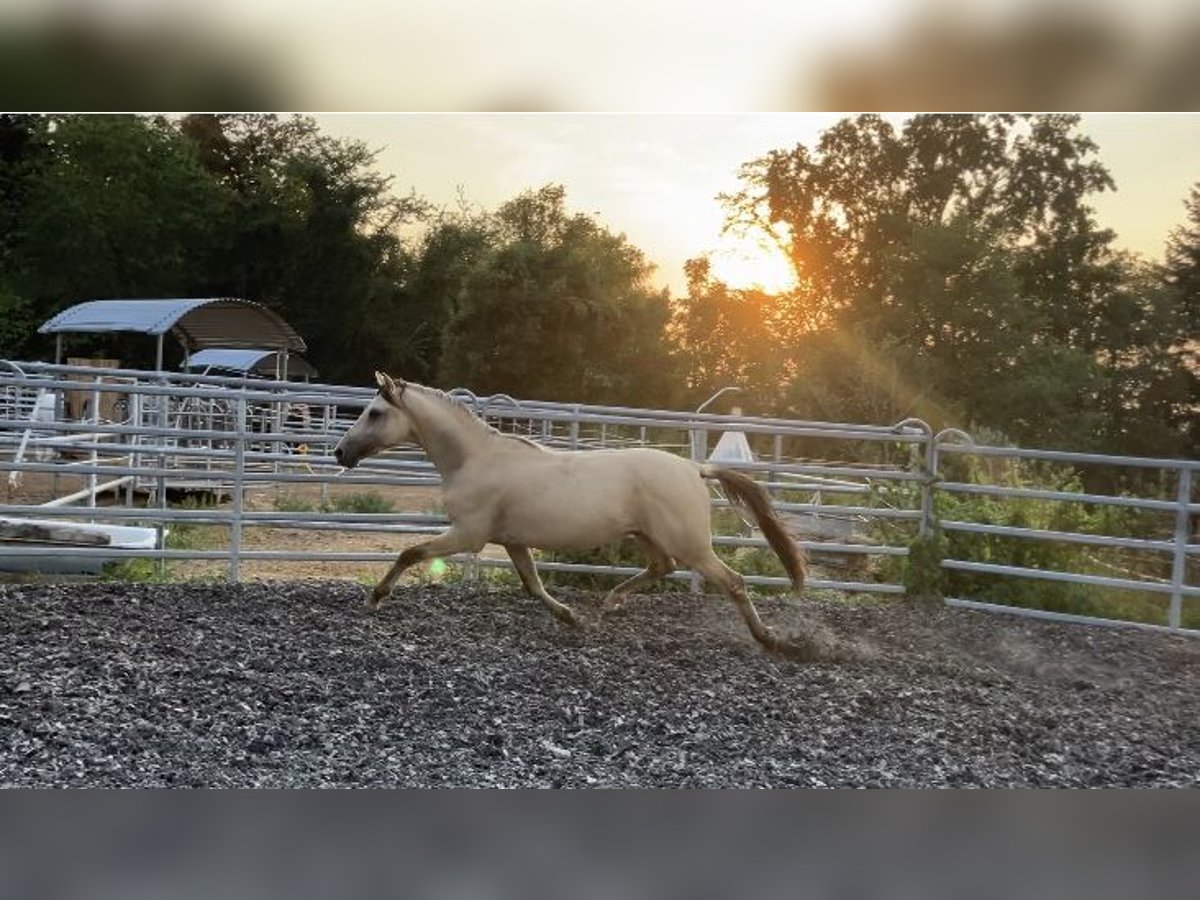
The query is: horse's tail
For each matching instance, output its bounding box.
[702,465,806,595]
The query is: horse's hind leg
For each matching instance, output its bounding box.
[504,544,580,628]
[602,533,674,615]
[689,549,779,651]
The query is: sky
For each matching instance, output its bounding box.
[314,113,1199,298]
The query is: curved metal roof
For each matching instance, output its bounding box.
[38,298,307,353]
[182,348,319,379]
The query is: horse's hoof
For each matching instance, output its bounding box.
[365,592,386,612]
[601,597,626,618]
[554,607,582,629]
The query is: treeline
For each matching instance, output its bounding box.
[0,113,1195,459]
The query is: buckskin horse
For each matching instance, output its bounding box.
[333,373,807,652]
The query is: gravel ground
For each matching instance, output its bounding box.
[1,580,1197,787]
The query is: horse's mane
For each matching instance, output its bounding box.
[410,383,542,450]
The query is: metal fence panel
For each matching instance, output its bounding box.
[2,360,1196,634]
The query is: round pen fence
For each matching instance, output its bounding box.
[0,360,1196,633]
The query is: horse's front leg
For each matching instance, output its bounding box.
[369,527,483,610]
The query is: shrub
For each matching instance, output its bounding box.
[326,493,394,515]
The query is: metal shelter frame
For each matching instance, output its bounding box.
[181,349,318,381]
[38,298,306,376]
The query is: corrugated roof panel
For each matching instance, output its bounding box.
[38,298,212,335]
[38,298,306,353]
[182,349,275,372]
[182,348,318,378]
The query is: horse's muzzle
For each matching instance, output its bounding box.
[333,446,355,468]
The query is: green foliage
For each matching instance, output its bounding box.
[102,557,169,583]
[273,493,317,513]
[326,493,394,515]
[437,184,677,407]
[904,531,947,601]
[178,114,431,385]
[0,115,226,362]
[0,281,35,359]
[933,454,1185,626]
[1161,183,1200,459]
[0,110,1193,470]
[273,491,393,515]
[165,523,223,552]
[400,215,493,383]
[0,114,430,378]
[670,257,791,411]
[163,495,224,551]
[684,113,1196,457]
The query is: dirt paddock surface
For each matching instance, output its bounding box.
[1,580,1197,787]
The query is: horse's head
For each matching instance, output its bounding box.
[333,372,416,468]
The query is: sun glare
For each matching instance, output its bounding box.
[708,235,796,294]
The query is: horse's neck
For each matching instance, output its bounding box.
[405,386,492,475]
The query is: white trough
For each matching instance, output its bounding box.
[0,516,159,575]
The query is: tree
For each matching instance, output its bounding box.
[670,257,790,410]
[0,115,45,358]
[0,114,225,362]
[705,113,1181,452]
[400,212,493,383]
[438,185,676,406]
[178,114,429,384]
[1163,183,1200,351]
[1158,185,1200,457]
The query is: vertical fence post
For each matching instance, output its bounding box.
[688,420,705,595]
[155,381,168,577]
[1169,465,1193,630]
[229,393,246,584]
[124,384,136,507]
[87,375,100,521]
[919,432,938,541]
[771,433,783,500]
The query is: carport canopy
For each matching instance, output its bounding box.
[182,348,319,380]
[39,298,307,369]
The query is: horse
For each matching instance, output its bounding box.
[332,372,807,652]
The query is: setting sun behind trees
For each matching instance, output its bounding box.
[707,233,796,294]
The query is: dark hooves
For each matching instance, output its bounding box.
[554,607,583,629]
[775,631,865,663]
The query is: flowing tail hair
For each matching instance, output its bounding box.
[702,465,806,594]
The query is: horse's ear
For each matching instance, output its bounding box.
[374,371,406,407]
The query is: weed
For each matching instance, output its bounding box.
[102,558,169,583]
[273,491,394,515]
[326,493,394,515]
[274,494,317,513]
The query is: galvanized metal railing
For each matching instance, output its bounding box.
[930,437,1200,631]
[0,360,924,595]
[1,360,1196,633]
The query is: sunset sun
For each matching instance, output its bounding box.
[708,234,795,293]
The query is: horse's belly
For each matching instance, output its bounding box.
[493,501,632,551]
[448,446,706,552]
